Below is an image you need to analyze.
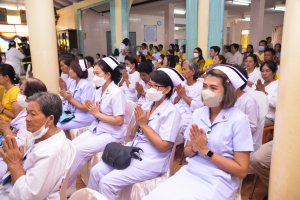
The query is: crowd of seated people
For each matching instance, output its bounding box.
[0,36,280,200]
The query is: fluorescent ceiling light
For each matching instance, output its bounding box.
[174,27,179,30]
[242,17,250,21]
[274,7,286,11]
[232,0,250,6]
[174,10,186,15]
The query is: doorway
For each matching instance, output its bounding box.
[106,31,136,56]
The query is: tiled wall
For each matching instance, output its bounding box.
[82,10,168,57]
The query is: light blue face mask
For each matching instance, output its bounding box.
[258,46,265,51]
[180,49,183,53]
[153,50,157,53]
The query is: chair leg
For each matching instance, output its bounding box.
[179,151,184,165]
[249,174,258,199]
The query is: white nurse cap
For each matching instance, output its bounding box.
[102,56,120,70]
[213,65,247,89]
[79,59,87,71]
[157,67,185,86]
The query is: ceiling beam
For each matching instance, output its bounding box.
[54,0,71,6]
[54,1,64,9]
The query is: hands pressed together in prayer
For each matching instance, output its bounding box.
[134,105,150,127]
[189,124,209,156]
[85,99,100,117]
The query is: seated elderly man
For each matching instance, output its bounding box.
[0,92,71,200]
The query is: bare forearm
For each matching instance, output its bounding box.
[184,144,197,158]
[174,96,181,104]
[140,124,172,153]
[95,113,124,126]
[125,79,131,87]
[9,164,26,184]
[4,129,16,137]
[181,95,192,106]
[3,109,16,119]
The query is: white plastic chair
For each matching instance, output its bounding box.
[25,64,31,79]
[80,100,136,185]
[247,90,269,152]
[69,188,108,200]
[59,140,76,200]
[117,127,183,200]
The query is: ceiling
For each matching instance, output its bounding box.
[0,0,286,23]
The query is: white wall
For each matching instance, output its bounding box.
[82,10,167,57]
[229,21,250,44]
[175,30,186,40]
[262,12,284,40]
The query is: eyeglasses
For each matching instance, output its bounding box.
[146,83,166,90]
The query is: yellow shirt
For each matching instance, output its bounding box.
[148,49,154,60]
[175,64,182,73]
[254,52,264,62]
[1,86,20,121]
[160,50,165,56]
[191,58,205,70]
[179,53,186,62]
[203,58,214,70]
[0,85,5,103]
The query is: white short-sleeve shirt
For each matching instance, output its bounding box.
[136,80,149,105]
[244,68,262,92]
[229,51,243,66]
[88,82,127,139]
[119,71,141,102]
[126,99,182,173]
[117,43,127,63]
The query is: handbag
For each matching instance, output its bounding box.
[102,142,143,170]
[59,110,75,123]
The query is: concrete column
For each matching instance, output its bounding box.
[249,0,265,52]
[164,3,174,51]
[269,0,300,199]
[114,0,123,48]
[207,0,225,56]
[197,0,209,60]
[122,0,130,40]
[223,10,228,46]
[25,0,59,93]
[186,0,198,60]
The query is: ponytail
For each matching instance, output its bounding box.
[0,64,19,84]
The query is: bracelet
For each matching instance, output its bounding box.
[191,146,197,154]
[1,108,5,114]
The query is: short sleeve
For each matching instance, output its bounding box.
[111,90,126,116]
[232,114,254,152]
[189,82,204,112]
[158,108,182,142]
[10,86,20,103]
[79,83,95,104]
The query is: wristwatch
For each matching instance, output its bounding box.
[205,149,214,159]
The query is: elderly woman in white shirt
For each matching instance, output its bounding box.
[119,57,141,101]
[0,92,70,200]
[0,78,47,183]
[171,60,204,154]
[244,54,261,92]
[5,41,24,76]
[252,61,278,142]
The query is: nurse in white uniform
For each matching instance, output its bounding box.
[0,92,70,200]
[66,57,126,196]
[58,54,76,96]
[87,67,183,200]
[5,41,24,76]
[119,57,141,101]
[171,60,204,145]
[244,54,261,92]
[57,60,95,131]
[144,65,253,200]
[0,78,47,182]
[235,67,259,146]
[135,62,153,105]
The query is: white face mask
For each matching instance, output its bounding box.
[126,66,132,73]
[93,74,107,87]
[193,53,198,58]
[31,118,49,140]
[146,88,165,102]
[202,89,224,108]
[17,94,28,108]
[158,59,162,63]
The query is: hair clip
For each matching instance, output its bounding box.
[226,79,230,84]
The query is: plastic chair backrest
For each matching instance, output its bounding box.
[26,64,31,79]
[124,100,136,143]
[247,90,269,151]
[59,140,76,200]
[167,126,183,176]
[69,188,108,200]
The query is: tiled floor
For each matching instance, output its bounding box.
[76,157,268,200]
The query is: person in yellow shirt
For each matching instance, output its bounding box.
[254,40,267,65]
[179,45,186,63]
[158,44,165,55]
[147,44,154,61]
[263,48,280,79]
[155,55,164,70]
[203,46,220,70]
[174,56,182,73]
[0,64,22,121]
[191,47,205,72]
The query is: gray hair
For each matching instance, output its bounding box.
[183,60,200,80]
[206,64,217,71]
[28,92,62,126]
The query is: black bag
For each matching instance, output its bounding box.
[102,142,143,170]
